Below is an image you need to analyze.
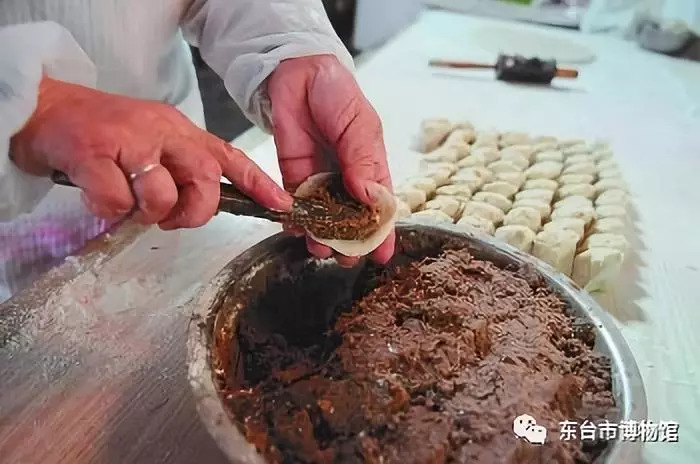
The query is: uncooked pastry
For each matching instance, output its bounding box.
[295,173,397,257]
[596,159,619,171]
[562,162,597,176]
[572,247,625,292]
[456,215,495,235]
[542,218,586,242]
[523,179,558,191]
[416,118,453,153]
[436,184,473,200]
[514,188,554,204]
[481,181,518,199]
[396,199,411,219]
[526,161,563,180]
[551,203,596,225]
[495,225,536,252]
[512,199,552,219]
[422,145,460,163]
[559,174,595,186]
[595,204,627,219]
[404,177,438,196]
[425,168,452,187]
[591,149,614,162]
[556,183,596,200]
[472,191,513,213]
[503,206,542,232]
[420,161,457,175]
[597,168,622,179]
[535,150,564,163]
[395,187,427,211]
[495,172,526,188]
[595,189,628,206]
[582,233,628,253]
[471,146,500,163]
[564,154,593,166]
[501,145,536,162]
[423,196,463,218]
[594,178,627,195]
[462,201,505,224]
[499,131,531,147]
[592,217,625,234]
[498,152,529,170]
[410,209,454,224]
[488,160,522,174]
[562,143,590,156]
[457,153,487,168]
[553,195,593,210]
[532,228,580,275]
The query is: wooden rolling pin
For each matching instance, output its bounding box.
[430,54,579,84]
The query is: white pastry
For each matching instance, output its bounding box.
[453,121,475,131]
[436,184,473,200]
[422,145,460,163]
[410,209,454,224]
[551,203,595,225]
[473,191,513,212]
[501,145,536,163]
[426,168,452,187]
[495,225,536,252]
[462,201,505,224]
[594,178,627,195]
[590,149,613,161]
[395,187,427,211]
[396,199,412,219]
[532,229,579,275]
[526,161,563,180]
[512,199,551,219]
[542,218,586,242]
[562,162,597,176]
[457,153,487,168]
[553,195,593,210]
[488,160,522,174]
[514,188,554,204]
[533,136,558,145]
[596,204,626,219]
[556,183,596,200]
[564,154,593,166]
[499,152,529,170]
[456,215,496,235]
[572,247,625,292]
[559,174,595,185]
[495,172,526,189]
[597,168,622,179]
[420,161,457,175]
[481,181,518,199]
[523,179,558,191]
[475,130,499,143]
[562,144,590,156]
[499,131,530,147]
[417,118,453,153]
[535,150,564,163]
[595,189,628,206]
[471,146,500,163]
[404,177,438,196]
[592,217,625,234]
[582,233,628,254]
[444,128,476,146]
[451,167,493,190]
[423,196,463,218]
[503,207,542,232]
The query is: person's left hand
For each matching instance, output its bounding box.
[267,54,395,267]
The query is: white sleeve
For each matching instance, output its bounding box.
[0,22,97,221]
[181,0,355,132]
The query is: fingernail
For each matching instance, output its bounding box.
[364,181,384,203]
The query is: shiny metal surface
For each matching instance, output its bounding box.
[187,222,647,463]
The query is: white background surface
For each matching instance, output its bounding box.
[246,10,700,463]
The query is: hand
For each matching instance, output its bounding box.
[267,55,395,266]
[10,77,292,229]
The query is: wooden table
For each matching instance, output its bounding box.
[2,10,700,464]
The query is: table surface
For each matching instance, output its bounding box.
[2,10,700,464]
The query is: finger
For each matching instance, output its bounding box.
[369,230,396,265]
[335,254,360,268]
[70,157,135,219]
[130,164,178,224]
[206,136,293,212]
[306,236,333,259]
[158,137,221,229]
[308,74,393,204]
[269,86,332,193]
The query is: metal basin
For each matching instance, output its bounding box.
[187,223,647,463]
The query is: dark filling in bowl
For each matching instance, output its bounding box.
[298,174,381,241]
[218,248,617,463]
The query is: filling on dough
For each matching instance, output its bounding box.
[296,173,381,241]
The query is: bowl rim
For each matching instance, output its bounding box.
[187,222,647,464]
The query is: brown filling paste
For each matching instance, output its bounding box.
[223,249,617,463]
[298,174,381,241]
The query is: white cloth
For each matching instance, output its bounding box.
[0,0,354,302]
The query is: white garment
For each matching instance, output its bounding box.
[0,0,354,302]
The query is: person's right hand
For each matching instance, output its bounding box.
[9,77,292,229]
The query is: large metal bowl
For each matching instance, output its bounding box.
[187,223,647,463]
